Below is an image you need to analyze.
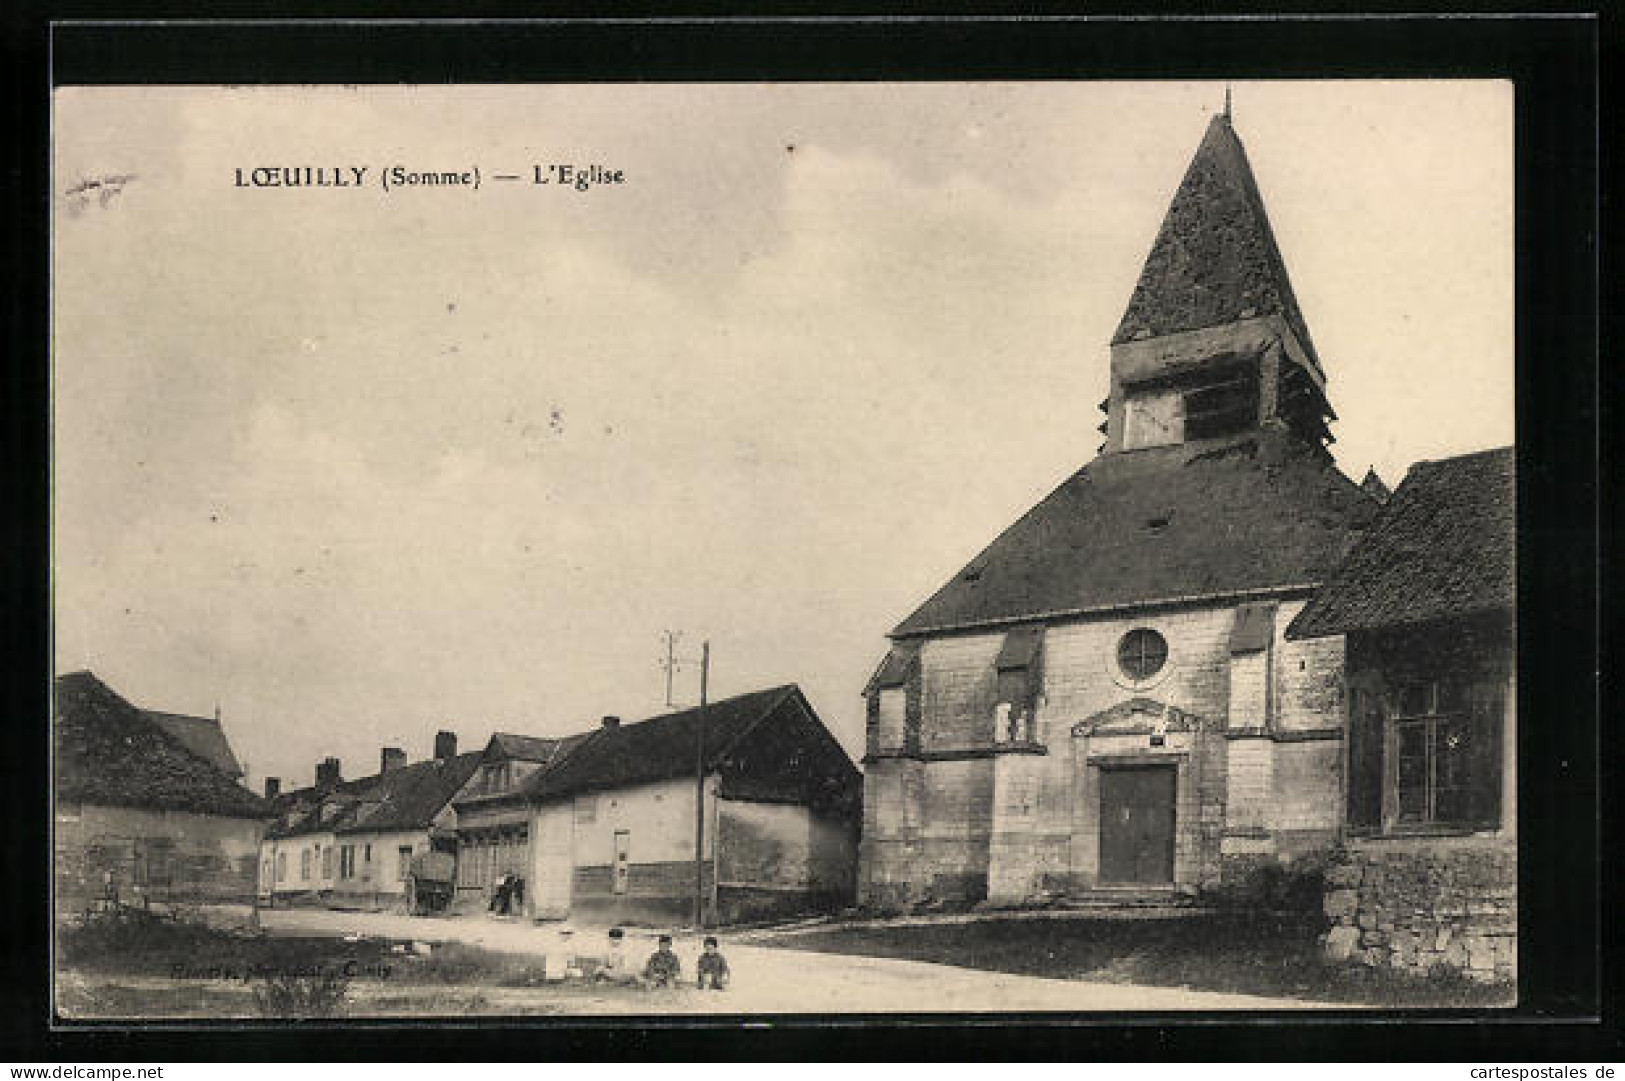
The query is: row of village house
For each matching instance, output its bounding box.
[53,109,1516,977]
[54,679,862,926]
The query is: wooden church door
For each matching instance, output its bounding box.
[1098,765,1176,885]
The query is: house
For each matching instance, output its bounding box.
[53,671,269,907]
[451,730,594,908]
[1287,447,1516,981]
[463,684,861,925]
[260,733,482,907]
[859,110,1384,909]
[258,757,355,901]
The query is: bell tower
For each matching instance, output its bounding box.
[1100,112,1335,455]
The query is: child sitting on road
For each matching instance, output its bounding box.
[594,927,639,985]
[641,934,683,989]
[696,935,730,990]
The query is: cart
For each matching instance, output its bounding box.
[405,850,456,915]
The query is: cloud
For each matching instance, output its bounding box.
[52,82,1514,787]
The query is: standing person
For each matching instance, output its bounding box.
[488,873,506,914]
[642,934,683,989]
[696,935,730,990]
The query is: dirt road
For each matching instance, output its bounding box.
[259,907,1340,1014]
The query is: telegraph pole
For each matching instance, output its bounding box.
[660,629,683,708]
[693,640,710,929]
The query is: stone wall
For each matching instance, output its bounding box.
[1321,836,1516,983]
[919,634,1003,752]
[571,860,715,925]
[57,801,263,908]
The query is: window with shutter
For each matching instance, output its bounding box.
[1346,684,1384,829]
[1385,677,1503,831]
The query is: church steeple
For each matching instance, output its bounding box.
[1101,113,1335,456]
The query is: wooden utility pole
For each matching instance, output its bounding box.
[661,629,683,708]
[693,640,710,929]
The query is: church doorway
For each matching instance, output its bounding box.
[1098,764,1177,885]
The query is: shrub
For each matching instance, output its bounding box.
[1203,855,1330,922]
[252,970,351,1019]
[58,903,224,971]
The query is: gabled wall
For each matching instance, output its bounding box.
[530,775,718,925]
[860,595,1348,908]
[56,803,262,907]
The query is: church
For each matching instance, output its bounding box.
[858,109,1386,908]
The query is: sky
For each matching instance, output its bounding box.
[51,80,1514,790]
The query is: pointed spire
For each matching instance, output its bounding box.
[1113,113,1318,369]
[1224,83,1232,122]
[1360,467,1391,504]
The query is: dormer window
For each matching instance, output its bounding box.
[994,625,1044,742]
[481,762,513,794]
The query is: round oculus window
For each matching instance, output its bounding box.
[1117,628,1168,682]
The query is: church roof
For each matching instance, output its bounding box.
[1113,114,1319,370]
[1287,447,1514,639]
[891,431,1378,637]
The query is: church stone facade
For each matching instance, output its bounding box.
[859,112,1381,908]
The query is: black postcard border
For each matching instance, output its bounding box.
[4,10,1608,1062]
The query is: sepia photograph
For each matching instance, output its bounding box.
[50,77,1520,1022]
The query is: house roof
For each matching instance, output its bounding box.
[524,685,804,801]
[336,752,484,834]
[54,671,269,819]
[1113,113,1318,371]
[1287,447,1515,639]
[267,751,482,839]
[892,429,1378,637]
[488,732,572,763]
[141,709,243,778]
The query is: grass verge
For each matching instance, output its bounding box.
[757,911,1513,1008]
[54,905,582,1018]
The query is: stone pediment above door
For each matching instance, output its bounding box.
[1071,697,1215,737]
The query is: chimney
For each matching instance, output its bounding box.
[315,757,341,788]
[264,777,281,799]
[380,746,407,774]
[434,730,457,760]
[601,715,621,730]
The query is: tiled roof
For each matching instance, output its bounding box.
[267,752,483,838]
[1287,447,1515,639]
[141,709,243,778]
[892,429,1378,637]
[525,685,802,801]
[54,672,269,819]
[1113,114,1318,369]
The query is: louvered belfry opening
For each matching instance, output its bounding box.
[1104,113,1336,457]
